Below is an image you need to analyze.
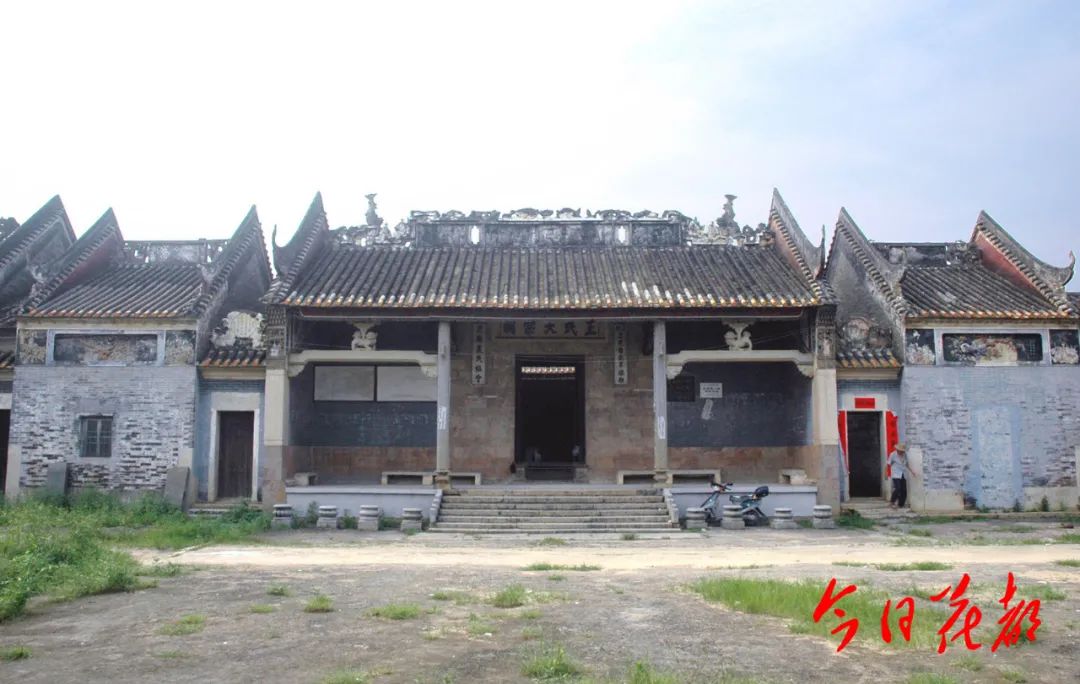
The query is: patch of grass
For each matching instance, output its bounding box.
[690,576,947,649]
[999,671,1027,684]
[521,644,583,681]
[907,529,934,538]
[1054,559,1080,567]
[340,515,358,530]
[952,654,983,672]
[796,519,813,529]
[626,661,682,684]
[0,645,31,661]
[548,575,566,582]
[466,613,496,636]
[139,562,185,577]
[321,670,372,684]
[522,562,600,572]
[536,537,568,547]
[431,589,478,605]
[832,561,867,567]
[1057,533,1080,544]
[520,608,542,620]
[158,614,206,636]
[996,525,1036,533]
[304,594,335,613]
[154,650,189,659]
[521,625,543,640]
[836,510,875,530]
[377,516,402,531]
[249,604,276,614]
[905,675,958,684]
[491,584,528,608]
[875,561,952,571]
[367,602,421,619]
[266,584,290,597]
[1021,585,1066,601]
[621,533,639,541]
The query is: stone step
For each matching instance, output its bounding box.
[432,522,673,533]
[453,488,658,497]
[442,496,664,505]
[438,507,668,517]
[440,502,666,511]
[438,515,671,524]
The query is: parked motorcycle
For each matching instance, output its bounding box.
[699,478,770,526]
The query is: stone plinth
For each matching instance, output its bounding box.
[770,506,797,530]
[358,504,381,531]
[812,504,836,529]
[721,504,745,530]
[401,508,423,532]
[272,504,293,530]
[316,505,339,529]
[684,507,706,531]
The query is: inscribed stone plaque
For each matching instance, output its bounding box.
[314,365,374,401]
[377,366,436,402]
[699,382,723,399]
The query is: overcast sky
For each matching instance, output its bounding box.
[2,1,1078,270]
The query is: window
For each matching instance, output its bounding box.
[80,416,113,458]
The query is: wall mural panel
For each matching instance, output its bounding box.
[17,330,47,365]
[53,334,158,366]
[1050,330,1080,365]
[904,329,936,365]
[942,333,1042,365]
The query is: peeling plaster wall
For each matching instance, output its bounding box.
[902,366,1080,508]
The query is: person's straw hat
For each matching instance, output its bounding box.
[895,442,907,453]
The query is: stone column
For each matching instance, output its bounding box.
[652,321,670,485]
[811,366,840,509]
[434,321,452,489]
[262,364,291,507]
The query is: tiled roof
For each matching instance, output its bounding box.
[280,244,821,310]
[900,264,1064,319]
[836,348,900,369]
[1069,292,1080,313]
[200,348,266,368]
[0,350,13,369]
[28,263,206,318]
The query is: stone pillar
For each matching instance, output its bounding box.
[262,365,291,507]
[811,367,840,510]
[652,321,669,485]
[434,321,452,489]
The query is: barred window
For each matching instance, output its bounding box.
[80,416,113,458]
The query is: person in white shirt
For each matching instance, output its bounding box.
[888,443,919,509]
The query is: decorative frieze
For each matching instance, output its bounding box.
[1050,330,1080,365]
[942,333,1042,365]
[905,329,936,365]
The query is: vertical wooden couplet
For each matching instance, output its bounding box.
[435,321,452,487]
[652,321,669,483]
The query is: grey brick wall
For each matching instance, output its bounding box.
[903,366,1080,507]
[12,365,197,491]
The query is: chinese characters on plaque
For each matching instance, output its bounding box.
[613,323,627,385]
[471,323,486,385]
[495,320,603,339]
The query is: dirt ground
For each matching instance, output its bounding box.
[2,520,1078,684]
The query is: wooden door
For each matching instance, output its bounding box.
[218,411,254,499]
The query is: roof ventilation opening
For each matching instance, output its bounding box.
[469,225,481,245]
[616,226,628,245]
[359,237,368,247]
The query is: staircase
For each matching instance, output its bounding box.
[429,487,677,534]
[841,497,916,522]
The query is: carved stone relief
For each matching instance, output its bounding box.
[351,322,378,351]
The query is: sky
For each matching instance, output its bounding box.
[2,0,1078,270]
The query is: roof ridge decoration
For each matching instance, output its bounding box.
[191,206,271,317]
[335,193,414,247]
[686,195,773,246]
[833,208,908,317]
[23,208,126,315]
[0,195,76,275]
[768,189,828,301]
[268,192,329,303]
[971,210,1075,314]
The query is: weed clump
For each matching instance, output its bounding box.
[367,602,421,619]
[158,614,206,636]
[491,584,528,608]
[304,594,335,613]
[521,644,583,680]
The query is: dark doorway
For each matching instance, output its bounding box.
[848,411,882,497]
[217,411,254,499]
[0,410,9,495]
[515,357,585,481]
